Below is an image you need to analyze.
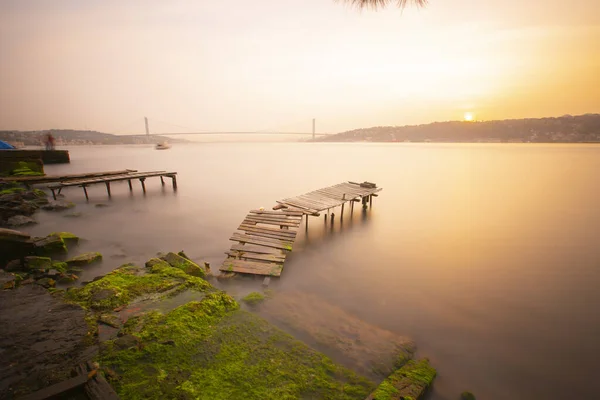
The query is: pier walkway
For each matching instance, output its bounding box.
[48,170,177,200]
[220,181,382,277]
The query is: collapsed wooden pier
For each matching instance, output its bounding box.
[48,170,177,200]
[220,181,382,277]
[1,169,138,185]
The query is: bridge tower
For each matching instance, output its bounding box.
[144,117,150,136]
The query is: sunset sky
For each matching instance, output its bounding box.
[0,0,598,134]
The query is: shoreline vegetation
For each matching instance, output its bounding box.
[1,114,598,146]
[0,181,440,399]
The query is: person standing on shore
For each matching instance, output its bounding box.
[44,133,55,150]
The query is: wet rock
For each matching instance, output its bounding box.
[63,212,82,218]
[95,203,110,208]
[5,259,23,272]
[0,227,31,242]
[41,200,76,211]
[20,278,34,285]
[33,235,67,255]
[177,250,191,260]
[52,261,68,272]
[50,232,79,247]
[98,314,121,329]
[461,391,476,400]
[66,252,102,267]
[113,334,140,350]
[6,215,37,227]
[35,277,56,288]
[24,256,52,270]
[57,273,79,283]
[160,252,205,278]
[0,270,16,289]
[45,269,61,278]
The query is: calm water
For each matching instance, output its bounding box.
[25,143,600,399]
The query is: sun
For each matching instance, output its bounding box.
[464,112,474,122]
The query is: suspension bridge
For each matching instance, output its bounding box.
[112,117,335,140]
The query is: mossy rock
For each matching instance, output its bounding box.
[35,277,56,288]
[58,273,79,284]
[242,292,266,306]
[145,258,169,269]
[461,391,476,400]
[367,358,436,400]
[98,314,121,329]
[52,261,68,273]
[50,232,79,247]
[161,252,205,278]
[24,256,52,270]
[0,187,26,195]
[100,297,375,400]
[65,262,211,311]
[66,252,102,267]
[33,235,68,256]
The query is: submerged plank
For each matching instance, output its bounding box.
[225,251,285,263]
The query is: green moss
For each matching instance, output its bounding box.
[34,236,68,255]
[100,298,374,400]
[242,292,266,306]
[52,261,68,273]
[0,187,26,195]
[461,391,476,400]
[66,263,211,311]
[370,359,436,400]
[33,188,47,198]
[11,161,44,176]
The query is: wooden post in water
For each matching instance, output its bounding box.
[127,179,133,192]
[330,212,335,225]
[369,194,373,207]
[305,214,309,230]
[140,178,146,194]
[82,186,89,200]
[160,176,165,186]
[105,182,111,197]
[171,175,177,190]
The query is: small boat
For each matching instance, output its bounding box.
[155,142,171,150]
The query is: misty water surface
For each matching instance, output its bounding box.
[23,142,600,400]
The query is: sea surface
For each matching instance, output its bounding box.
[24,142,600,399]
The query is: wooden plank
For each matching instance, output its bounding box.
[286,194,339,209]
[249,210,304,217]
[275,200,319,214]
[230,234,293,250]
[84,361,120,400]
[245,213,302,221]
[238,226,296,238]
[225,251,285,263]
[49,171,176,188]
[16,374,89,400]
[230,244,284,255]
[243,218,300,227]
[234,231,292,245]
[239,224,297,236]
[220,259,283,276]
[238,229,295,241]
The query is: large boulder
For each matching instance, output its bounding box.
[66,252,102,267]
[6,215,37,227]
[160,252,205,278]
[0,228,34,266]
[33,235,67,256]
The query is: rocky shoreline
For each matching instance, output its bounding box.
[0,182,440,400]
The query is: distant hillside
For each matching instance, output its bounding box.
[313,114,600,143]
[0,129,187,146]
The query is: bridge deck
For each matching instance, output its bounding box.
[220,181,381,277]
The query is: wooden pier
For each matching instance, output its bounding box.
[220,181,381,277]
[48,170,177,200]
[1,169,138,185]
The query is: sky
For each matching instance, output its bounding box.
[0,0,598,135]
